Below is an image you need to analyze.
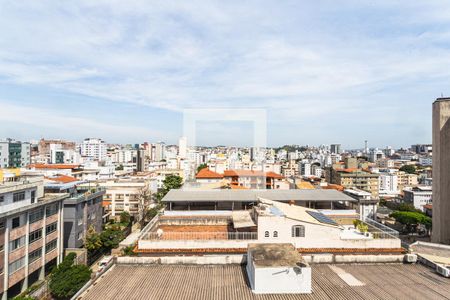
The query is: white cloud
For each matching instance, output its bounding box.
[0,1,448,146]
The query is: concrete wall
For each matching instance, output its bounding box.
[118,254,406,265]
[257,215,401,249]
[432,99,450,245]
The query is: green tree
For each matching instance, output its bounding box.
[100,227,125,249]
[155,174,183,202]
[49,253,91,300]
[119,211,131,225]
[115,164,124,171]
[13,296,34,300]
[84,226,102,252]
[390,211,432,233]
[400,165,416,174]
[196,163,208,173]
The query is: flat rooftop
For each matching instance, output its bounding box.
[80,264,450,300]
[163,189,356,203]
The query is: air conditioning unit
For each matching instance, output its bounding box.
[404,254,417,263]
[436,264,450,278]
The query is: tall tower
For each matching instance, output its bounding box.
[432,98,450,245]
[364,140,368,154]
[178,136,187,159]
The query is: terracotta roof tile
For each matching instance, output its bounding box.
[196,168,223,179]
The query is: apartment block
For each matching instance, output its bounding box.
[0,140,31,169]
[63,189,104,249]
[404,186,432,212]
[330,169,379,199]
[92,178,153,220]
[80,138,107,162]
[0,176,67,299]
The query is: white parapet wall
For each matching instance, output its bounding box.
[117,254,408,265]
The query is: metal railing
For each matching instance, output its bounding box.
[364,217,399,239]
[142,231,257,241]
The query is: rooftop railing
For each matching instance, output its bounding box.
[364,217,399,239]
[142,231,257,241]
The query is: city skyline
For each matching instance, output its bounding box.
[1,2,450,147]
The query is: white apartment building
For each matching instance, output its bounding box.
[403,186,432,212]
[80,138,107,161]
[0,140,31,168]
[49,144,80,164]
[369,149,385,163]
[178,137,187,159]
[379,173,399,194]
[299,161,311,176]
[418,156,432,166]
[93,178,157,220]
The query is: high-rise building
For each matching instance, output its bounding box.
[136,149,145,172]
[0,139,31,168]
[330,144,341,154]
[80,138,107,161]
[432,98,450,245]
[178,137,187,159]
[153,142,166,162]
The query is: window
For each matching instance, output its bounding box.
[31,191,36,203]
[273,231,278,238]
[29,209,44,224]
[12,217,21,229]
[29,248,42,264]
[292,225,305,237]
[9,236,26,252]
[46,203,58,216]
[0,244,4,252]
[45,239,57,253]
[0,195,4,204]
[0,221,4,230]
[9,257,25,273]
[13,192,25,202]
[264,231,269,238]
[46,222,57,235]
[29,229,43,243]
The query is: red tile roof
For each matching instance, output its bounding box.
[195,168,223,179]
[49,174,78,184]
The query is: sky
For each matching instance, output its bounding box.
[1,1,450,148]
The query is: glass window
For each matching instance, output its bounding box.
[31,191,36,203]
[29,209,44,224]
[46,222,58,235]
[0,196,4,203]
[45,239,57,253]
[9,257,25,273]
[0,221,4,230]
[9,236,26,252]
[12,217,21,229]
[273,231,278,238]
[28,248,42,264]
[46,203,58,216]
[264,231,269,237]
[13,192,25,202]
[292,225,305,237]
[29,229,43,243]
